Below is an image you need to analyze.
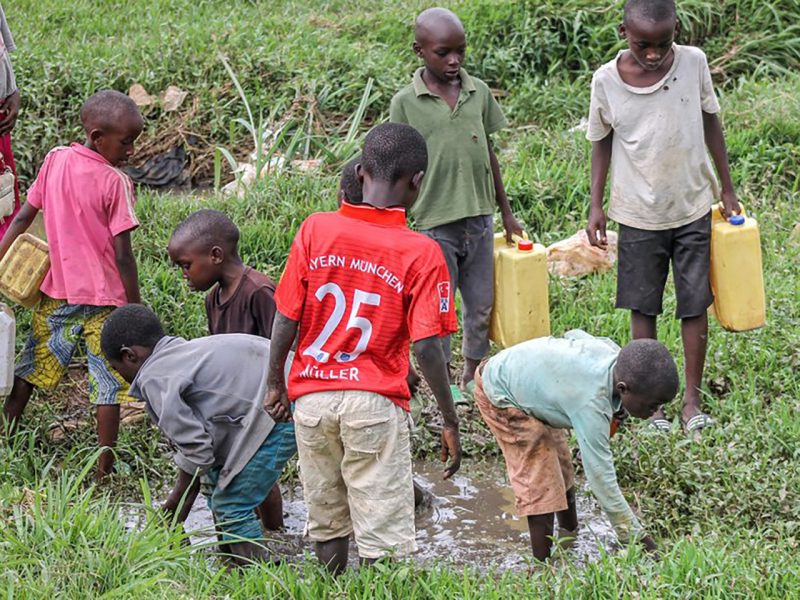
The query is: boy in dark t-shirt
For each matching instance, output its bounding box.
[205,266,276,338]
[168,209,290,530]
[168,209,277,338]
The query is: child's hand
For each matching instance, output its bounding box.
[264,384,292,422]
[720,189,742,219]
[160,502,177,522]
[586,205,608,249]
[440,423,462,480]
[0,90,20,136]
[502,212,525,243]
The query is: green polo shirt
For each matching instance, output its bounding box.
[390,68,508,230]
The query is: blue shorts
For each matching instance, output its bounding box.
[201,420,296,542]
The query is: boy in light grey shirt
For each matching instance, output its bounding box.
[100,304,296,567]
[584,0,740,436]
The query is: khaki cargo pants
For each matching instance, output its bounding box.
[293,390,416,559]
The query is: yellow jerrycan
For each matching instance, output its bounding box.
[489,232,550,348]
[0,233,50,309]
[709,203,766,331]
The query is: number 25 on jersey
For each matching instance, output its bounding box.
[302,283,381,364]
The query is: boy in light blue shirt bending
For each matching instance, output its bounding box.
[475,330,678,561]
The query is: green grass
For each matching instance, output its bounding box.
[7,0,800,183]
[2,0,800,597]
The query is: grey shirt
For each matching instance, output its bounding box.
[0,4,16,100]
[129,334,288,490]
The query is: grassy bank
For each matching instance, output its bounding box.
[8,0,800,183]
[2,0,800,597]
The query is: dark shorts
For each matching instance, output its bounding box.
[616,212,713,319]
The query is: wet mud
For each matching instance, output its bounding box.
[179,460,616,571]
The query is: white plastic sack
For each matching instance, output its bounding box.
[546,229,618,278]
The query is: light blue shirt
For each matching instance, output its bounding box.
[481,330,645,542]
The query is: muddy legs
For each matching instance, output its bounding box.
[315,536,349,575]
[255,483,284,531]
[528,487,578,561]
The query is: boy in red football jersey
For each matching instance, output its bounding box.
[265,123,461,574]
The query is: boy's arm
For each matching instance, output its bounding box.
[265,311,298,422]
[413,336,461,479]
[162,468,201,524]
[488,142,523,242]
[586,133,613,248]
[114,230,140,304]
[572,411,656,553]
[0,202,37,259]
[703,111,741,218]
[141,378,216,481]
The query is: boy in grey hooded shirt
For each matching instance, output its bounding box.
[100,304,296,566]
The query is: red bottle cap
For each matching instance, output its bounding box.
[517,239,534,251]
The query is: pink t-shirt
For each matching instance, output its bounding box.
[26,144,138,307]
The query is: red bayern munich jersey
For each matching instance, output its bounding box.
[275,202,457,411]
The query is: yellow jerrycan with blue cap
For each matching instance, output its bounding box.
[709,203,766,331]
[489,232,550,348]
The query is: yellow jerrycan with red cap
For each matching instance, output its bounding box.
[489,232,550,348]
[709,203,766,331]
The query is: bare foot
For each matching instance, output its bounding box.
[223,541,272,568]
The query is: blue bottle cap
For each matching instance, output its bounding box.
[729,214,745,226]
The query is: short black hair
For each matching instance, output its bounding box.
[623,0,677,24]
[616,339,679,401]
[361,123,427,184]
[339,156,363,204]
[80,90,141,130]
[101,304,165,362]
[170,209,240,254]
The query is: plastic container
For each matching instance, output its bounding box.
[489,233,551,348]
[709,204,766,331]
[0,303,14,396]
[0,233,50,308]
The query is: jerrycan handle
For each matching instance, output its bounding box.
[510,231,533,251]
[715,201,746,225]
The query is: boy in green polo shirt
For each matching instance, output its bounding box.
[390,7,523,392]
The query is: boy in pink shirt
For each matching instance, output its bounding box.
[0,90,143,478]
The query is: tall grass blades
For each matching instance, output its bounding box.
[0,452,197,598]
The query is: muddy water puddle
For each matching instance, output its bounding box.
[176,460,615,571]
